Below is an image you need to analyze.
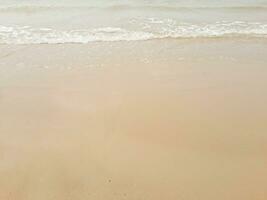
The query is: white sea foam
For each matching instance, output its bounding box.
[0,21,267,44]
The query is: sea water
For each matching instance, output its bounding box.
[0,0,267,44]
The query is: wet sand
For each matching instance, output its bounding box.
[0,39,267,200]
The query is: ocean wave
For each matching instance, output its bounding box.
[0,5,95,12]
[1,4,267,12]
[1,21,267,44]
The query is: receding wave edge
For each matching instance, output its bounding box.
[1,22,267,44]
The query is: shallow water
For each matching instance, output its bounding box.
[0,0,267,43]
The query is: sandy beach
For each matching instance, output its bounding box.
[0,39,267,199]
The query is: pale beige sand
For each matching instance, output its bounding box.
[0,39,267,200]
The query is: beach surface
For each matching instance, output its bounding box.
[0,39,267,199]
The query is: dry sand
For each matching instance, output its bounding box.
[0,39,267,200]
